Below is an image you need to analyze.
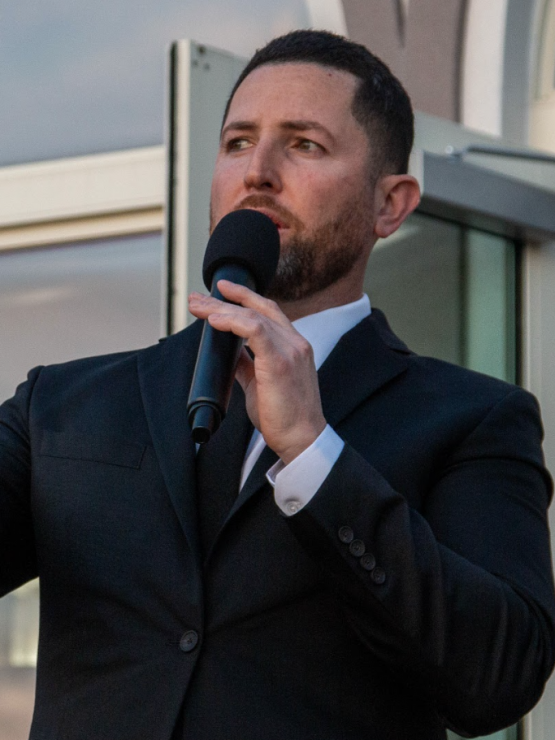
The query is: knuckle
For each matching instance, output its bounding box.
[242,308,257,322]
[291,337,313,362]
[249,315,266,337]
[264,297,279,313]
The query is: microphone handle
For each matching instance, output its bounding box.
[187,264,255,444]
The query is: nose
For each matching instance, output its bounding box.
[243,141,282,192]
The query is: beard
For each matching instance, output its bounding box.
[210,192,373,303]
[266,210,371,302]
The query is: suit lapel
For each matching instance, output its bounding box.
[197,381,253,560]
[203,381,253,491]
[224,310,411,519]
[137,321,203,559]
[318,310,410,428]
[136,309,410,559]
[230,444,279,516]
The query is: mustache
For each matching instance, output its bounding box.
[234,195,304,231]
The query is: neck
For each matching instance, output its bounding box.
[278,274,365,322]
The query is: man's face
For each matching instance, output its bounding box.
[210,62,377,302]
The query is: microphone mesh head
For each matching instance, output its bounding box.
[203,210,280,294]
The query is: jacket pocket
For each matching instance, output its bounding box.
[39,431,146,469]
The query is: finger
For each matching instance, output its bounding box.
[188,292,240,320]
[189,289,269,322]
[189,284,290,333]
[216,280,290,326]
[191,291,306,368]
[205,310,271,345]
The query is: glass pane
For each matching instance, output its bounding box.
[365,212,517,382]
[0,233,162,739]
[0,233,163,402]
[448,728,519,740]
[462,229,516,383]
[365,212,518,740]
[365,213,465,365]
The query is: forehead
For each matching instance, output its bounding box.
[225,62,361,128]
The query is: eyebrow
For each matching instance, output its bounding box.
[221,119,334,142]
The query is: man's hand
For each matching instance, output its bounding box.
[188,280,326,464]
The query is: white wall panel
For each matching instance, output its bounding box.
[305,0,348,33]
[522,241,555,740]
[462,0,509,135]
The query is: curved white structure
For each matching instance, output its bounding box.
[304,0,348,34]
[461,0,509,135]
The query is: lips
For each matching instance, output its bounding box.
[233,200,293,231]
[247,208,286,230]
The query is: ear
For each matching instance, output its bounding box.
[373,175,421,239]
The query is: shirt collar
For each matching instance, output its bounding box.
[292,294,371,371]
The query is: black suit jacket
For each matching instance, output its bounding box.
[0,310,554,740]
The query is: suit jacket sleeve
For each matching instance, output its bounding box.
[0,368,41,596]
[285,385,555,737]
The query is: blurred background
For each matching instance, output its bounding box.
[2,2,555,739]
[0,0,313,166]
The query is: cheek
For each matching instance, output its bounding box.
[303,180,354,222]
[298,166,363,211]
[293,172,338,212]
[211,159,245,200]
[210,176,234,218]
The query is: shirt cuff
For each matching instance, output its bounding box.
[266,425,344,516]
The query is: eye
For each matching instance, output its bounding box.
[225,137,252,152]
[294,138,324,154]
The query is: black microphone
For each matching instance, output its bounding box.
[187,209,280,444]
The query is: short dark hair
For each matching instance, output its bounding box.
[222,29,414,176]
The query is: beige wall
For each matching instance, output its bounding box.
[342,0,467,121]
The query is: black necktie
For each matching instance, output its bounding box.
[195,382,253,561]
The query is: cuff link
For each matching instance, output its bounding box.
[284,500,302,515]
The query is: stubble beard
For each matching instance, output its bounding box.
[266,210,371,302]
[209,193,373,303]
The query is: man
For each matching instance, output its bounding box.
[0,30,554,740]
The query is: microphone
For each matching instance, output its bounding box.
[187,209,280,444]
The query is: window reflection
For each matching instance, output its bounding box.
[366,212,516,383]
[0,233,163,402]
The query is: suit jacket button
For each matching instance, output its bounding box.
[338,526,354,544]
[180,631,199,652]
[360,553,376,571]
[371,567,386,585]
[349,539,366,557]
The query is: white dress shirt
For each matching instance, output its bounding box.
[239,294,371,515]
